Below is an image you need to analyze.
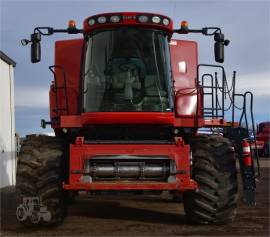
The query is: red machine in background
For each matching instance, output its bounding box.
[17,12,259,227]
[255,122,270,157]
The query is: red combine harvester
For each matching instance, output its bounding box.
[18,12,260,226]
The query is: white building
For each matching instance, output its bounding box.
[0,51,16,188]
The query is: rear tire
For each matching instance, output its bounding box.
[183,135,238,224]
[16,135,66,227]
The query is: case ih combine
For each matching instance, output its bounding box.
[18,12,260,226]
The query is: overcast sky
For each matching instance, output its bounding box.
[1,0,270,136]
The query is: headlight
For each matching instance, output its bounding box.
[97,16,106,24]
[163,18,170,26]
[138,15,148,23]
[110,15,120,23]
[152,16,161,23]
[88,18,95,26]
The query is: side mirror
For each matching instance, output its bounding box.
[214,41,224,63]
[214,33,230,63]
[214,33,224,63]
[31,33,41,63]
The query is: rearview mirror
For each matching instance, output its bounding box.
[214,41,224,63]
[31,33,41,63]
[214,33,224,63]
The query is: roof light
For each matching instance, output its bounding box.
[138,15,148,23]
[110,15,120,23]
[163,18,169,26]
[68,20,76,28]
[97,16,106,24]
[152,16,161,23]
[88,18,95,26]
[181,20,189,29]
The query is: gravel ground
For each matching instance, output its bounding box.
[1,158,269,236]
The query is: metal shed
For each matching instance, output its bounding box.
[0,51,16,188]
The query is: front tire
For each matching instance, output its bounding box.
[16,135,66,227]
[183,135,238,224]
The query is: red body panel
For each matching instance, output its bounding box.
[80,112,175,125]
[60,114,205,128]
[256,122,270,142]
[60,112,173,127]
[170,39,202,118]
[170,40,198,91]
[50,39,83,127]
[63,138,197,191]
[253,121,270,151]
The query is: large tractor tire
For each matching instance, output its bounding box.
[16,135,66,226]
[183,135,238,224]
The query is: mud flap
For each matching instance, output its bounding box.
[224,127,258,205]
[240,165,256,205]
[239,140,256,205]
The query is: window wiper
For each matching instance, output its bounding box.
[83,69,90,94]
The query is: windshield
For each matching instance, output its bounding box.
[83,28,173,112]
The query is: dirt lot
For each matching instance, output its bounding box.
[1,159,269,236]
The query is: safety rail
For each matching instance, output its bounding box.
[197,64,232,121]
[49,65,69,115]
[196,63,260,178]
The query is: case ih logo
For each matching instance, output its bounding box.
[123,15,136,20]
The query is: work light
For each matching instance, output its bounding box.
[163,18,170,26]
[110,15,120,23]
[88,19,95,26]
[152,16,161,23]
[97,16,106,24]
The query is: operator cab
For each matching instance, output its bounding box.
[22,12,229,131]
[83,27,173,112]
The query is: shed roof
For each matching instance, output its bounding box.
[0,51,16,67]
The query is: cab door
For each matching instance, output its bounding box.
[170,39,201,117]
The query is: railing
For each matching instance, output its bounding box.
[197,63,260,177]
[49,65,69,115]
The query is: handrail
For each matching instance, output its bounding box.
[196,64,260,178]
[49,65,69,115]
